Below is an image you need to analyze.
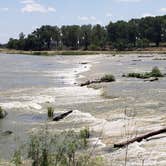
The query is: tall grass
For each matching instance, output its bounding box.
[11,127,104,166]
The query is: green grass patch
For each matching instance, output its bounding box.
[11,128,104,166]
[32,51,49,56]
[123,67,164,79]
[100,74,115,82]
[47,107,54,118]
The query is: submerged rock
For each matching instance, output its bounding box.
[0,131,13,136]
[0,107,7,119]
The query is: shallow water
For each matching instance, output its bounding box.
[0,53,166,165]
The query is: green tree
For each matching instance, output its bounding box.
[80,25,92,50]
[91,24,107,50]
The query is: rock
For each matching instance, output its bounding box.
[0,131,13,136]
[0,109,8,119]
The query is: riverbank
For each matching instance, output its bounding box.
[1,48,166,56]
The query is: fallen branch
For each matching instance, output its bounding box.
[53,110,73,121]
[144,77,159,82]
[114,127,166,148]
[80,80,102,87]
[80,74,115,87]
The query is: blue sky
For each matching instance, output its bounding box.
[0,0,166,43]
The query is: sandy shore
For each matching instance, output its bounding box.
[1,48,166,56]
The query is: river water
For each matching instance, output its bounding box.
[0,53,166,165]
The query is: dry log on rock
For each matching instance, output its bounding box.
[53,110,73,121]
[114,127,166,148]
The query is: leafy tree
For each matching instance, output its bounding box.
[91,24,107,50]
[80,25,92,50]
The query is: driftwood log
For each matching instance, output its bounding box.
[114,127,166,148]
[53,110,73,121]
[80,80,102,87]
[144,77,159,82]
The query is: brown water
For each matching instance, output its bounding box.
[0,53,166,165]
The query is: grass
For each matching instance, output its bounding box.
[47,107,54,118]
[11,128,104,166]
[2,48,166,56]
[123,67,164,79]
[100,74,116,82]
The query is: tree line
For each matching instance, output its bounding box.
[6,15,166,51]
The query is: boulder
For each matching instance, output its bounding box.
[0,109,7,119]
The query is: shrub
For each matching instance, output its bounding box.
[32,51,49,56]
[100,74,115,82]
[47,107,54,118]
[11,127,105,166]
[12,150,22,166]
[151,66,163,77]
[124,67,164,79]
[80,128,90,147]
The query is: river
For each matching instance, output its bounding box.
[0,53,166,165]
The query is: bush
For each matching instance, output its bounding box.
[136,38,150,48]
[151,66,163,77]
[47,107,54,118]
[124,67,164,79]
[32,51,49,56]
[80,128,90,147]
[11,127,105,166]
[27,129,99,166]
[100,74,115,82]
[88,44,99,51]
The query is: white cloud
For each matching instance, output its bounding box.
[20,0,56,13]
[0,8,9,12]
[160,8,166,12]
[141,13,155,17]
[78,16,97,21]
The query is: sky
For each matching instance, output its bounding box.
[0,0,166,43]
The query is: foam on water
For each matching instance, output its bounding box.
[43,63,91,85]
[0,63,96,110]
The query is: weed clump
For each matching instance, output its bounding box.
[123,67,164,79]
[11,127,105,166]
[100,74,115,82]
[47,107,54,118]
